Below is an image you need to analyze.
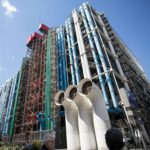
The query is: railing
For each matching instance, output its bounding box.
[30,129,55,141]
[12,129,55,143]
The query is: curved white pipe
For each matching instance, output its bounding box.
[74,89,97,149]
[55,90,65,106]
[65,85,81,150]
[78,79,111,149]
[55,89,80,150]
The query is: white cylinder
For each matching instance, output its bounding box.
[65,85,81,150]
[72,9,91,79]
[55,89,80,150]
[78,79,111,150]
[74,90,97,149]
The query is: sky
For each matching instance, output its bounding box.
[0,0,150,86]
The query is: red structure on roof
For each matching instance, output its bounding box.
[26,32,42,47]
[38,24,49,33]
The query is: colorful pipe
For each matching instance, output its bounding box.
[82,3,118,108]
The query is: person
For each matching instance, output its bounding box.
[105,127,124,150]
[41,134,54,150]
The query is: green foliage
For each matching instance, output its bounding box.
[14,145,20,150]
[0,145,21,150]
[32,140,42,149]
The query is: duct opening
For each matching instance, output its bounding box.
[82,81,92,94]
[69,87,77,100]
[58,93,65,104]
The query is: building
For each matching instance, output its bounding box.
[0,2,150,149]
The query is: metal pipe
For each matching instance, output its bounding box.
[56,28,63,90]
[65,20,76,85]
[45,30,52,129]
[55,89,80,150]
[56,30,60,90]
[3,75,17,135]
[59,26,68,89]
[78,79,111,149]
[72,9,91,79]
[97,14,130,91]
[1,80,12,136]
[82,3,118,108]
[2,83,11,135]
[74,90,97,149]
[68,17,80,84]
[9,71,22,141]
[79,6,109,106]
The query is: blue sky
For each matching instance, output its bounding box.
[0,0,150,86]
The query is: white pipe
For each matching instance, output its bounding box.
[97,14,130,91]
[98,14,150,145]
[82,3,118,108]
[72,9,91,79]
[55,90,80,150]
[74,90,97,149]
[79,6,110,106]
[65,85,81,149]
[65,20,76,85]
[78,79,111,150]
[68,17,81,84]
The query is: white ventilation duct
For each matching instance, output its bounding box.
[74,89,97,149]
[55,89,80,150]
[55,90,65,106]
[78,79,111,149]
[65,85,81,149]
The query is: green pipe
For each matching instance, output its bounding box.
[45,30,52,129]
[9,68,22,141]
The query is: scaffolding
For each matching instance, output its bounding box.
[0,3,149,149]
[23,33,43,134]
[100,12,150,146]
[9,26,58,143]
[9,58,29,142]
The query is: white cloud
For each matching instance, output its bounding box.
[0,65,5,73]
[1,0,17,17]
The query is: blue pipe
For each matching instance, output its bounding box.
[68,17,80,84]
[56,28,60,89]
[59,28,64,90]
[59,26,68,89]
[56,31,60,90]
[2,80,12,135]
[58,27,64,90]
[79,6,109,106]
[2,80,10,135]
[37,112,44,131]
[57,28,63,90]
[65,20,76,85]
[82,3,118,108]
[3,76,17,136]
[2,79,13,135]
